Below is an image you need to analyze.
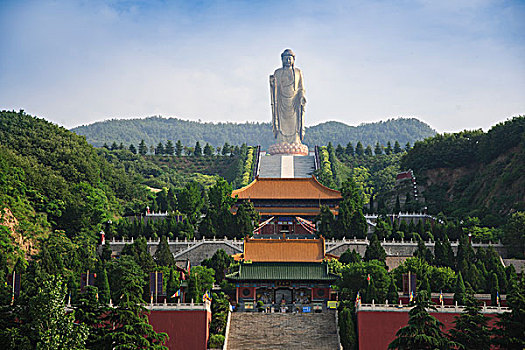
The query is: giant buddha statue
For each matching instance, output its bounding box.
[268,49,309,156]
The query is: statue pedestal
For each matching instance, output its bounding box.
[268,142,309,156]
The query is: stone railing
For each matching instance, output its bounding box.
[356,300,510,314]
[145,300,211,312]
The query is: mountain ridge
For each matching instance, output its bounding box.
[71,116,437,150]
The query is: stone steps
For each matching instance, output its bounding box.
[258,155,315,178]
[293,156,315,178]
[226,312,339,350]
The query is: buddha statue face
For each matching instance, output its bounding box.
[282,54,294,68]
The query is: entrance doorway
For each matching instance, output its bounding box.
[275,288,292,305]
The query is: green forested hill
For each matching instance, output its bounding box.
[0,110,151,259]
[401,116,525,222]
[71,116,436,149]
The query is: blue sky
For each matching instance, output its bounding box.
[1,0,524,132]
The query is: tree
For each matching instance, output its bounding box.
[494,274,525,349]
[387,276,399,304]
[503,212,525,258]
[203,143,214,157]
[129,143,137,154]
[364,234,386,264]
[165,140,175,155]
[105,256,168,349]
[222,142,231,156]
[178,181,205,224]
[154,236,175,267]
[8,275,89,349]
[111,141,119,150]
[394,195,401,213]
[339,307,356,350]
[76,285,108,349]
[316,205,335,238]
[453,272,466,305]
[404,142,411,151]
[450,294,491,350]
[489,272,499,306]
[374,142,383,155]
[121,237,156,273]
[187,266,215,303]
[364,145,373,156]
[138,139,148,155]
[339,249,362,265]
[345,142,354,157]
[202,249,233,283]
[166,268,179,303]
[95,263,111,305]
[385,141,393,155]
[155,142,165,155]
[175,140,183,156]
[414,239,434,265]
[388,291,453,349]
[235,201,259,238]
[335,144,345,159]
[355,142,364,156]
[393,141,402,153]
[336,178,367,239]
[194,141,202,157]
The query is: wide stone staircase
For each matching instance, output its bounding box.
[258,155,316,178]
[293,156,315,178]
[258,154,282,178]
[226,312,340,350]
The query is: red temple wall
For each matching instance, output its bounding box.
[148,309,212,350]
[357,310,499,350]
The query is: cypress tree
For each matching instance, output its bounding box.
[128,143,137,154]
[166,269,179,303]
[339,307,356,350]
[345,142,354,157]
[194,141,202,157]
[490,272,499,306]
[450,294,491,350]
[165,140,175,155]
[494,274,525,349]
[387,276,399,304]
[203,143,214,157]
[393,140,402,153]
[154,236,175,267]
[385,141,393,155]
[339,249,362,265]
[374,142,383,155]
[175,140,183,156]
[96,265,111,305]
[364,234,386,263]
[317,205,335,239]
[388,291,453,349]
[155,142,165,155]
[337,178,367,239]
[454,272,466,305]
[355,142,364,156]
[138,139,147,155]
[394,195,401,213]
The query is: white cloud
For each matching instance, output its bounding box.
[0,0,523,132]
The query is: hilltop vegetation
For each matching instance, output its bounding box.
[402,116,525,223]
[71,116,436,150]
[0,110,153,262]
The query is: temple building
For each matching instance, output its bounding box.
[231,176,342,237]
[226,237,339,312]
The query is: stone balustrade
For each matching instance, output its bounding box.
[101,236,507,266]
